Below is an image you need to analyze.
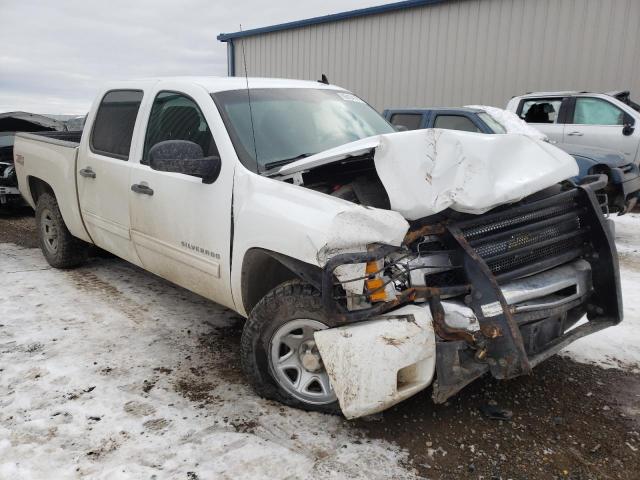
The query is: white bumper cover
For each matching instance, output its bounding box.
[314,304,437,419]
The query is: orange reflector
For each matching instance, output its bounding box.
[365,261,379,274]
[365,260,387,302]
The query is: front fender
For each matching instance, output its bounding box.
[231,167,408,316]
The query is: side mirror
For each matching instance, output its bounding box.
[623,114,635,136]
[149,140,221,184]
[394,124,409,132]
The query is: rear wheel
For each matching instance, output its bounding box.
[35,193,88,268]
[240,280,340,414]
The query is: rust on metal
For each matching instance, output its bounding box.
[447,224,532,378]
[428,296,478,344]
[403,223,447,246]
[480,324,502,339]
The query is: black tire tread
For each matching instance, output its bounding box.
[35,193,88,269]
[240,279,342,415]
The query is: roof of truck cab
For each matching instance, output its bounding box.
[116,76,346,93]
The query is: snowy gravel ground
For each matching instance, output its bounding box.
[0,245,416,479]
[560,213,640,372]
[0,212,638,479]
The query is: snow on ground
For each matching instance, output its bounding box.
[610,211,640,256]
[1,214,639,479]
[560,213,640,372]
[0,244,417,480]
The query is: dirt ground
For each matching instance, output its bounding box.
[0,206,38,248]
[1,207,639,479]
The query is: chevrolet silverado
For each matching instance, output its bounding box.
[13,77,622,418]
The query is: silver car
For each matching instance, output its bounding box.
[506,91,640,165]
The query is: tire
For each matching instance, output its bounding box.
[240,280,342,414]
[35,193,88,269]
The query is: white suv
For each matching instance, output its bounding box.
[507,91,640,164]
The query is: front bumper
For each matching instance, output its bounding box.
[0,162,21,203]
[318,177,622,416]
[430,176,621,398]
[315,257,608,418]
[0,185,21,204]
[314,303,437,419]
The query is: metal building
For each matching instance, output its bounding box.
[217,0,640,111]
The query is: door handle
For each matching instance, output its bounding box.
[131,183,154,196]
[567,131,584,136]
[79,167,96,178]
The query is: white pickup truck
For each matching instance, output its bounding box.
[14,77,622,419]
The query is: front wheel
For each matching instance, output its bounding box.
[35,193,88,269]
[240,280,341,414]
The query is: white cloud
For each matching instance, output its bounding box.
[0,0,390,114]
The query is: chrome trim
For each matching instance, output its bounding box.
[500,260,592,313]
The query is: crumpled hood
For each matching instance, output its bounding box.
[279,129,578,220]
[374,129,579,220]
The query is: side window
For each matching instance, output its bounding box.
[519,99,562,124]
[143,91,218,165]
[389,113,423,131]
[433,115,480,132]
[573,97,624,126]
[91,90,143,160]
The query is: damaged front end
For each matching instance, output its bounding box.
[315,175,622,418]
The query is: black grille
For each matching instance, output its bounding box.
[455,189,590,280]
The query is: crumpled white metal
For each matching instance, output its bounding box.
[314,304,436,419]
[278,129,577,222]
[374,129,578,220]
[316,206,409,295]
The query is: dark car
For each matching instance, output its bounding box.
[0,112,67,206]
[383,107,640,214]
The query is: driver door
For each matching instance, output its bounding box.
[129,86,234,308]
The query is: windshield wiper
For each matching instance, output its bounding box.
[264,153,314,171]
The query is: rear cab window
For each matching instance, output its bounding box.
[518,98,563,124]
[90,90,143,160]
[389,113,423,131]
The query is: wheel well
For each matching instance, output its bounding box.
[240,249,322,315]
[28,176,55,204]
[588,164,610,176]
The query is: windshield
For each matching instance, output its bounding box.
[478,112,506,134]
[212,88,394,172]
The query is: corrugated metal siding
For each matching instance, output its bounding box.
[232,0,640,111]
